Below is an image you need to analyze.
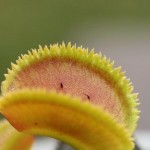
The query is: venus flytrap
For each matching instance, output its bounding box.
[0,43,139,150]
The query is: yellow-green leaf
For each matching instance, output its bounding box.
[0,119,34,150]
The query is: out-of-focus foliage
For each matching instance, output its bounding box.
[0,0,150,84]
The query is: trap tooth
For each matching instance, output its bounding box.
[102,55,107,62]
[60,43,67,55]
[11,63,20,72]
[66,42,72,49]
[42,46,50,56]
[89,49,95,55]
[38,45,43,54]
[7,69,13,75]
[4,74,8,79]
[38,45,43,49]
[113,67,122,78]
[88,49,95,63]
[110,60,115,68]
[93,54,101,65]
[28,50,33,57]
[16,56,23,66]
[107,58,111,63]
[82,48,89,60]
[131,93,139,100]
[61,42,66,48]
[50,45,60,55]
[32,49,39,59]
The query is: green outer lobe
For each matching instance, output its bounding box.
[0,89,134,150]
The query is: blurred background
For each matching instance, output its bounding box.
[0,0,150,149]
